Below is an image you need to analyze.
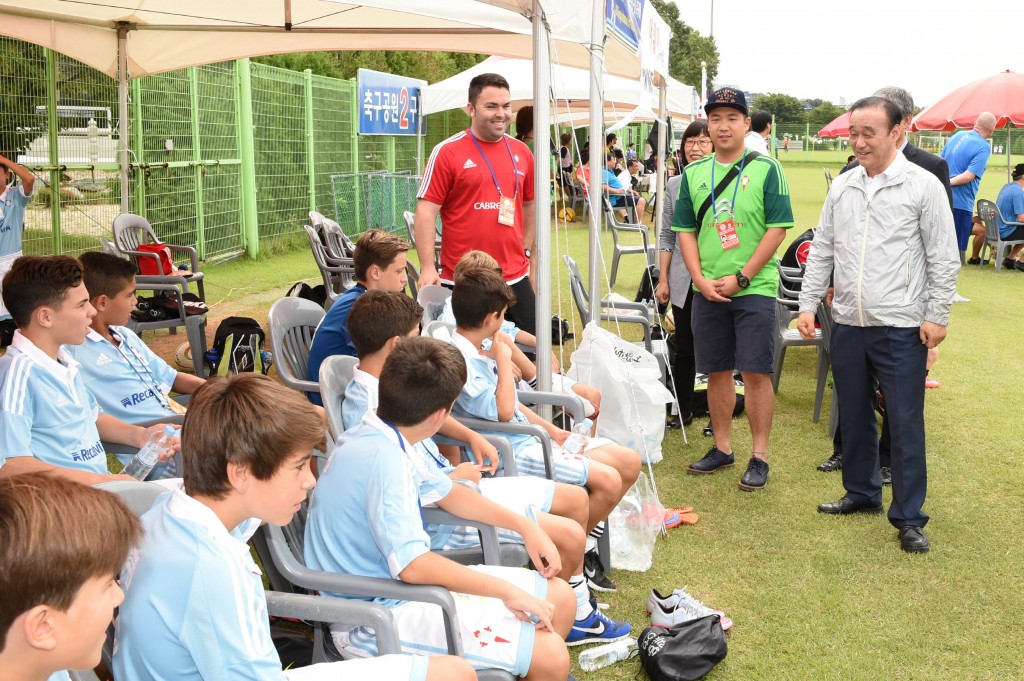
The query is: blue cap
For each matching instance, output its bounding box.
[705,87,748,116]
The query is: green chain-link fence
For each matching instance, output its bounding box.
[0,36,451,262]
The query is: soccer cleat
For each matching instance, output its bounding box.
[583,549,617,592]
[567,608,632,646]
[647,587,733,631]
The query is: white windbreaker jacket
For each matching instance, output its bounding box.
[799,153,960,328]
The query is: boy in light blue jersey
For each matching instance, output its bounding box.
[341,291,629,647]
[0,256,179,484]
[70,251,205,426]
[447,266,640,592]
[438,250,602,418]
[0,153,35,331]
[0,472,141,681]
[113,373,472,681]
[306,337,586,676]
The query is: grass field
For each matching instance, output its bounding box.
[139,159,1024,680]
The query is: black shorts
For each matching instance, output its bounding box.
[692,293,776,375]
[1001,224,1024,242]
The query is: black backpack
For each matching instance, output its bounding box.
[211,317,267,376]
[286,281,328,310]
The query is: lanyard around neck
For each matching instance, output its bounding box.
[709,152,748,219]
[109,328,172,411]
[468,131,519,200]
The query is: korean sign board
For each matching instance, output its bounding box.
[357,69,426,136]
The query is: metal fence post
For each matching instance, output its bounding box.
[236,58,259,258]
[188,67,206,259]
[43,48,62,254]
[304,68,316,215]
[350,78,362,231]
[131,78,147,216]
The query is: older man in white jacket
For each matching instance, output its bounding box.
[797,96,959,554]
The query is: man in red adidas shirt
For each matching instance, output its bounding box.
[414,73,538,334]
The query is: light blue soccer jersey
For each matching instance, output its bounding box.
[0,332,105,474]
[341,367,378,431]
[0,183,32,257]
[305,414,449,607]
[440,297,520,341]
[67,327,179,424]
[114,486,428,681]
[113,489,275,680]
[448,331,534,452]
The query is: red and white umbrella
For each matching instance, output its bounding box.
[818,111,852,138]
[912,70,1024,132]
[911,70,1024,180]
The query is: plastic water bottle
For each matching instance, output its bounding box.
[578,637,638,672]
[644,298,658,324]
[562,418,593,456]
[123,425,178,480]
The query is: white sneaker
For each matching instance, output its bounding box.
[952,292,971,303]
[647,587,733,631]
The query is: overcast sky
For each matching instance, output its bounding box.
[668,0,1015,108]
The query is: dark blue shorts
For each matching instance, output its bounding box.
[612,194,640,209]
[952,208,973,252]
[692,293,776,374]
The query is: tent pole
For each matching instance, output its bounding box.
[586,0,605,323]
[117,22,130,214]
[1008,125,1012,184]
[654,80,667,247]
[532,1,553,396]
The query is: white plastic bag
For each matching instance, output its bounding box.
[608,472,664,571]
[567,322,673,462]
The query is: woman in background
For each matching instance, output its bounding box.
[656,119,712,428]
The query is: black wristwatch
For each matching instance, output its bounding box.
[524,248,532,258]
[736,271,750,289]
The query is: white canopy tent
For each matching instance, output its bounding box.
[422,55,694,123]
[0,0,673,399]
[0,1,642,79]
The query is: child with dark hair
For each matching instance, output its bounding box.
[306,229,410,405]
[0,472,141,681]
[0,255,179,483]
[448,266,641,594]
[114,373,472,681]
[342,292,626,644]
[306,337,583,676]
[69,251,205,430]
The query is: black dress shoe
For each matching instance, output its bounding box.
[817,452,842,472]
[899,526,930,553]
[880,466,892,486]
[817,495,884,515]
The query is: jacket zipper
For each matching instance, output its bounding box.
[903,251,912,304]
[857,202,871,326]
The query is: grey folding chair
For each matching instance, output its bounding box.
[563,254,667,379]
[774,264,831,423]
[304,224,352,304]
[602,198,655,287]
[404,209,442,267]
[112,214,209,376]
[977,199,1024,271]
[268,296,325,398]
[318,354,359,440]
[261,498,516,679]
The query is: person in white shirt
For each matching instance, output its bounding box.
[744,110,771,155]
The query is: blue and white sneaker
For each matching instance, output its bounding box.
[566,609,632,647]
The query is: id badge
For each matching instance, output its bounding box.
[716,218,740,250]
[497,195,516,227]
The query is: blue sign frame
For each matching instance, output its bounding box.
[357,69,424,136]
[606,0,644,53]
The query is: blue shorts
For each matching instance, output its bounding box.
[692,293,776,374]
[952,208,973,252]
